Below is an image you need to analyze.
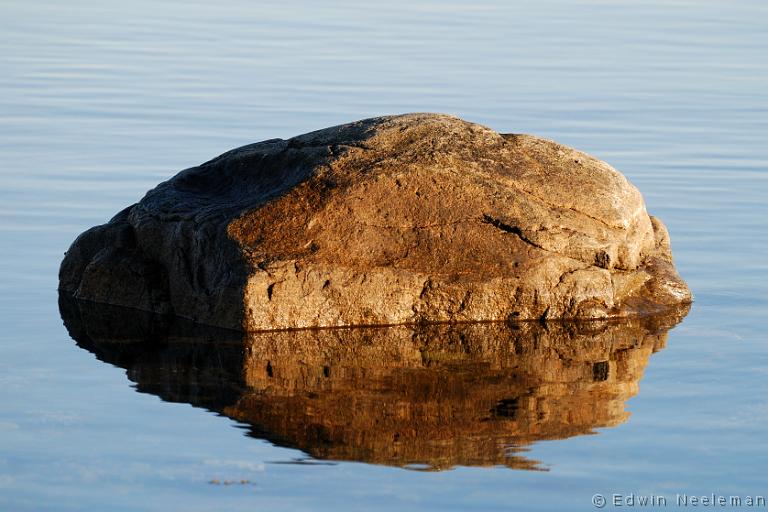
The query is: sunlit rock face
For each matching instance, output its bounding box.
[60,295,688,470]
[59,114,691,330]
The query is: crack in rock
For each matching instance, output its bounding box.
[481,214,549,253]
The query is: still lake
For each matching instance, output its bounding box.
[1,0,766,510]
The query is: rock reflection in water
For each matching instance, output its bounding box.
[59,295,688,471]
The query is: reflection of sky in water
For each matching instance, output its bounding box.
[0,0,767,510]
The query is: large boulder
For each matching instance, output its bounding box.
[59,114,691,330]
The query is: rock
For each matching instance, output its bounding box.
[60,295,689,470]
[59,114,691,330]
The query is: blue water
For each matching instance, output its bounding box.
[1,0,767,510]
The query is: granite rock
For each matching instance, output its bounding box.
[59,114,691,330]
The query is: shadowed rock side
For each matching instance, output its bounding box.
[59,114,691,330]
[60,295,689,470]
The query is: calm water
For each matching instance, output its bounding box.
[1,0,767,510]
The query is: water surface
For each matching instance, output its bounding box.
[1,1,767,510]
